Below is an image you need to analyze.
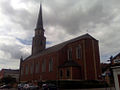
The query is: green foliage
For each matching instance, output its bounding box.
[1,76,16,84]
[57,80,108,89]
[38,80,108,89]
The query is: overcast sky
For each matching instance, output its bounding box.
[0,0,120,69]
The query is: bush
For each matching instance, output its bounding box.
[57,80,108,89]
[1,76,16,85]
[38,80,108,89]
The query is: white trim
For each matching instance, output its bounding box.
[113,68,120,90]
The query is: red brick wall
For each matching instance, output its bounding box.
[58,38,101,80]
[84,39,96,80]
[21,37,101,81]
[94,40,101,79]
[72,67,81,79]
[20,51,59,82]
[58,40,85,80]
[0,69,4,79]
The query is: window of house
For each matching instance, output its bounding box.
[25,64,28,75]
[49,58,53,72]
[30,63,33,74]
[40,40,42,45]
[60,70,63,78]
[76,45,81,59]
[68,48,72,60]
[35,62,39,73]
[66,69,70,78]
[21,66,24,75]
[42,60,46,72]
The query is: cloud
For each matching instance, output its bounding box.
[0,0,120,69]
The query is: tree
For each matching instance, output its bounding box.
[1,76,16,84]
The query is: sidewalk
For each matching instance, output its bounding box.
[60,87,115,90]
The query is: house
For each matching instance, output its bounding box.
[0,69,19,82]
[111,53,120,90]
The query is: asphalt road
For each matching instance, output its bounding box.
[0,89,17,90]
[0,87,115,90]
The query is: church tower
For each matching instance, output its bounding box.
[32,4,46,55]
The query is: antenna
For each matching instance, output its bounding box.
[40,0,43,3]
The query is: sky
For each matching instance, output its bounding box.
[0,0,120,69]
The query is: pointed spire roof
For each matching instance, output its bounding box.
[35,3,43,30]
[20,56,23,61]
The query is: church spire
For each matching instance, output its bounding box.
[35,4,43,30]
[32,2,46,55]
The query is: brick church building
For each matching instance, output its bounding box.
[20,4,101,82]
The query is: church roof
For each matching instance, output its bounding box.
[24,33,97,61]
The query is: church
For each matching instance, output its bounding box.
[20,4,101,82]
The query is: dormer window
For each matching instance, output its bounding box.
[68,48,72,60]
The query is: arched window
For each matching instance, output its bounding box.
[40,40,42,45]
[49,58,53,72]
[21,66,24,75]
[60,70,63,78]
[42,60,46,72]
[30,63,34,74]
[68,48,72,60]
[66,69,70,78]
[76,45,81,59]
[25,64,28,75]
[35,62,39,73]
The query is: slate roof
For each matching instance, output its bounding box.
[23,33,97,61]
[2,69,19,74]
[112,53,120,60]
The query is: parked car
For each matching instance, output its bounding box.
[18,83,25,90]
[0,84,12,89]
[29,85,39,90]
[18,83,39,90]
[23,84,30,90]
[42,83,57,90]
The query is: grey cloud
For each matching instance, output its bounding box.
[0,0,120,66]
[0,0,36,30]
[43,0,114,35]
[0,44,29,60]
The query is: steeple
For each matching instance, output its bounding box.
[32,3,46,55]
[35,4,43,30]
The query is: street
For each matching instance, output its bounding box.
[0,87,115,90]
